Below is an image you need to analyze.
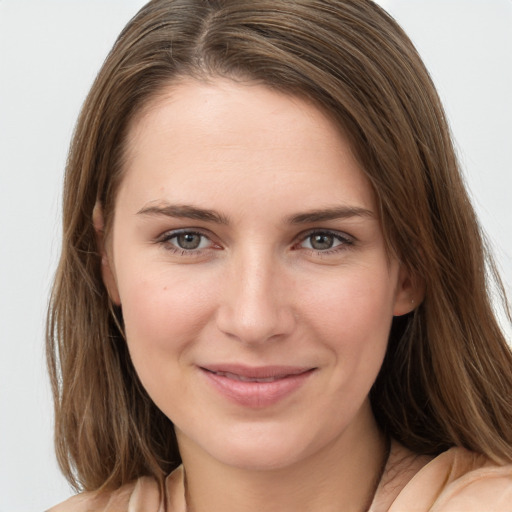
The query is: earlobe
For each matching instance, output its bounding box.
[393,265,425,317]
[92,202,121,305]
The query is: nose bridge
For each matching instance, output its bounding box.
[216,243,294,344]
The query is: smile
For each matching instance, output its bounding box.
[209,371,294,383]
[199,365,316,407]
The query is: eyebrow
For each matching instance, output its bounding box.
[137,203,374,225]
[287,206,374,224]
[137,203,230,224]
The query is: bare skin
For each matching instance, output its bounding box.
[96,78,420,512]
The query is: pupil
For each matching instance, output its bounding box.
[311,233,333,250]
[177,233,201,250]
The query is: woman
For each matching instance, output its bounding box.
[47,0,512,510]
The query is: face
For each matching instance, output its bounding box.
[99,78,416,471]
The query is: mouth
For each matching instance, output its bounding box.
[205,371,295,383]
[199,364,316,407]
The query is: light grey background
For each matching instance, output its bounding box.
[0,1,510,510]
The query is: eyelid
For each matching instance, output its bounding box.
[293,228,355,251]
[155,227,214,242]
[155,228,221,254]
[153,227,355,256]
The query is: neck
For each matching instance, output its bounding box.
[178,402,388,512]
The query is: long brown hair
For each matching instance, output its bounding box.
[47,0,512,492]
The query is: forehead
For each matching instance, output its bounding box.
[118,78,375,216]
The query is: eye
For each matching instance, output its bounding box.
[298,230,353,252]
[158,230,214,252]
[174,232,207,250]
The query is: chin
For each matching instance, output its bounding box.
[180,419,333,473]
[210,440,305,472]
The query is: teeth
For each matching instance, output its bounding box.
[215,371,283,383]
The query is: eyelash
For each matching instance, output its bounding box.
[156,229,216,257]
[155,229,355,257]
[294,229,355,255]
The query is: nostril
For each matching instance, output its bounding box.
[214,257,296,343]
[215,301,296,344]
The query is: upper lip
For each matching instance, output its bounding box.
[200,364,315,380]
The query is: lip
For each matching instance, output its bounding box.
[199,364,316,408]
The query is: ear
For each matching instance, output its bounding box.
[393,264,425,317]
[92,202,121,305]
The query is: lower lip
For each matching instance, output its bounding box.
[201,368,315,408]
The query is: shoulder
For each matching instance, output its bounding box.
[47,467,185,512]
[46,475,164,512]
[388,444,512,512]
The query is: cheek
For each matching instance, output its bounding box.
[299,263,397,388]
[118,268,216,378]
[304,264,397,336]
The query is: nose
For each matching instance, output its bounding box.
[215,249,296,345]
